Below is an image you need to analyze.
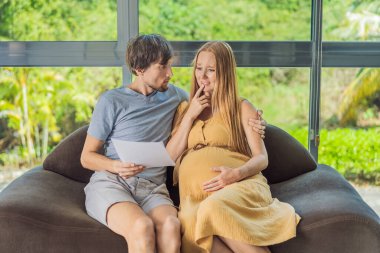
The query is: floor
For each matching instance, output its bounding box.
[351,183,380,216]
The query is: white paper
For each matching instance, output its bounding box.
[111,139,175,168]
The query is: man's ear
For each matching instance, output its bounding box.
[135,68,144,76]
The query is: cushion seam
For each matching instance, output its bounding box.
[302,215,380,232]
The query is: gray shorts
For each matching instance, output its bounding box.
[84,171,174,226]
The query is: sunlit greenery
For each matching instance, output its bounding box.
[290,127,380,185]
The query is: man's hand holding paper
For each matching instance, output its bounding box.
[112,139,176,169]
[110,160,145,179]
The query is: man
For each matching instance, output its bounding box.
[81,34,266,253]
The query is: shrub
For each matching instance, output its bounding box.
[289,127,380,185]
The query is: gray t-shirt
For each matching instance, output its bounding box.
[88,84,188,184]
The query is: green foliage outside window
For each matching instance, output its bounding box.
[290,127,380,185]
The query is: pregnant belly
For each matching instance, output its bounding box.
[178,147,249,197]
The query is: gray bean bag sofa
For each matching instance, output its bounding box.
[0,125,379,253]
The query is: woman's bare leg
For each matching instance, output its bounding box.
[211,236,234,253]
[219,236,271,253]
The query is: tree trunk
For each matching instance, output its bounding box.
[34,124,41,158]
[42,119,49,158]
[17,107,26,151]
[20,69,35,164]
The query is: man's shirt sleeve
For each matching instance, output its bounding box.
[87,94,115,142]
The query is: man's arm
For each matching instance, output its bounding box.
[248,109,266,138]
[81,134,112,171]
[80,134,144,178]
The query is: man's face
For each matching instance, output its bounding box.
[141,59,173,92]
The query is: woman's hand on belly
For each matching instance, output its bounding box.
[202,166,241,192]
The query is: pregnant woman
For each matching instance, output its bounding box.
[167,41,300,253]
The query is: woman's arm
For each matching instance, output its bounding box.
[166,109,194,161]
[166,86,210,161]
[236,100,268,179]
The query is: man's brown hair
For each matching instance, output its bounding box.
[126,34,173,75]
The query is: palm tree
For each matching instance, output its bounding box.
[338,69,380,125]
[337,2,380,126]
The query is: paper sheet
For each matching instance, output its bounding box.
[111,139,175,168]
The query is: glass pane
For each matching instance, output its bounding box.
[324,0,380,41]
[140,0,311,41]
[171,67,310,146]
[320,68,380,184]
[0,1,117,41]
[0,67,121,190]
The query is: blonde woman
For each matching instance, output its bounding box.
[167,41,300,253]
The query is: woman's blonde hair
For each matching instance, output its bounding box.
[190,41,251,156]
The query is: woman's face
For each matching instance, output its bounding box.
[195,51,216,94]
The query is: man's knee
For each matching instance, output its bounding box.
[133,217,155,237]
[161,215,180,234]
[126,217,155,252]
[157,216,181,251]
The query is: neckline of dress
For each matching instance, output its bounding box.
[196,114,220,123]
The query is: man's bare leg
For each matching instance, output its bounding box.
[107,202,155,253]
[148,205,181,253]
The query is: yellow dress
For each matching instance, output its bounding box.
[173,102,301,253]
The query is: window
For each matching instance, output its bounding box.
[0,1,117,41]
[1,0,380,184]
[0,67,121,168]
[320,67,380,182]
[140,0,311,41]
[323,0,380,41]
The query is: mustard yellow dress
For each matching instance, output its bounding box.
[173,102,301,253]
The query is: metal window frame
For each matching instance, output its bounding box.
[1,0,380,161]
[2,41,379,67]
[308,0,323,160]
